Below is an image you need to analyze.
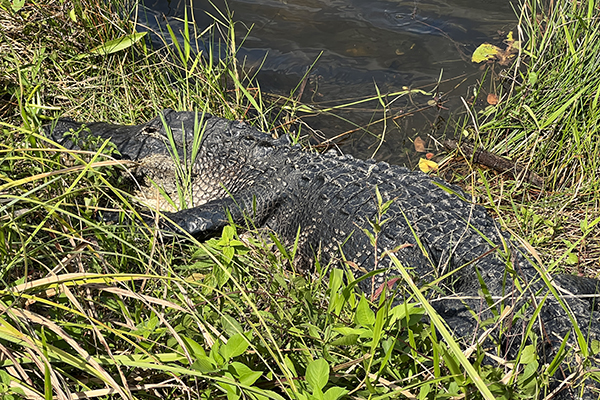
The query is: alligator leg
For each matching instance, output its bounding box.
[160,187,286,239]
[160,197,244,238]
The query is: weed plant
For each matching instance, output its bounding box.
[0,0,599,399]
[445,0,600,277]
[477,0,600,191]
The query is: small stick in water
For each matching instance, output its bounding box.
[443,139,544,188]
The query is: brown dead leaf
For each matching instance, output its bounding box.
[414,137,426,152]
[426,152,434,160]
[487,93,499,105]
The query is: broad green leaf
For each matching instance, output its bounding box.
[304,323,321,339]
[221,314,244,337]
[330,334,359,346]
[565,252,578,265]
[329,269,343,294]
[222,225,236,241]
[328,269,344,314]
[210,341,224,366]
[221,333,249,361]
[89,32,147,56]
[528,71,538,86]
[284,355,298,377]
[389,302,424,326]
[418,382,431,400]
[520,345,537,364]
[219,374,240,400]
[371,305,386,351]
[0,369,10,385]
[306,358,329,392]
[223,246,234,262]
[355,296,375,327]
[517,360,539,393]
[229,362,262,386]
[520,359,538,382]
[191,355,217,373]
[179,335,206,359]
[333,327,369,336]
[323,386,348,400]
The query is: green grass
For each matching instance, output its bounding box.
[476,0,600,191]
[442,0,600,276]
[1,0,600,399]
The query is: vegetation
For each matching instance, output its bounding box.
[0,0,599,399]
[446,0,600,278]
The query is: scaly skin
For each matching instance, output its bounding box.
[47,109,600,398]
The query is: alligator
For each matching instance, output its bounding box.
[46,109,600,399]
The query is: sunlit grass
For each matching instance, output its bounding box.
[1,0,600,398]
[443,0,600,276]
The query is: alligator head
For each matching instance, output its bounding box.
[48,109,291,212]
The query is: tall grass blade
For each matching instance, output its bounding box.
[389,255,496,400]
[88,32,147,57]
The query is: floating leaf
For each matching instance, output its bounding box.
[414,137,426,152]
[505,31,521,52]
[89,32,147,56]
[471,43,502,63]
[419,158,438,173]
[487,93,499,105]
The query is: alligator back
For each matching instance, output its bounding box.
[47,110,600,399]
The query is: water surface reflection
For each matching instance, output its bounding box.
[144,0,517,164]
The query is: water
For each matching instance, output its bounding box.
[141,0,518,165]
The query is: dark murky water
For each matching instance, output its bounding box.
[141,0,517,166]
